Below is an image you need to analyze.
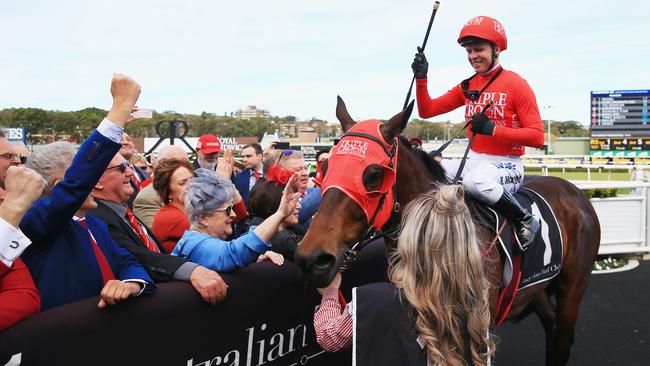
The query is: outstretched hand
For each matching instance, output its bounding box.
[216,150,234,179]
[277,174,301,219]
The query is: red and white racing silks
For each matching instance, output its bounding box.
[416,67,544,156]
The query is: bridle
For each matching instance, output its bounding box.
[337,130,401,271]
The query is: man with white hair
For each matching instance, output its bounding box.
[92,149,227,305]
[120,132,149,208]
[133,145,189,228]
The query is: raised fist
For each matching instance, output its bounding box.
[0,166,46,226]
[107,73,142,126]
[411,47,428,80]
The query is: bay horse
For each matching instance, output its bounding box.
[295,97,601,366]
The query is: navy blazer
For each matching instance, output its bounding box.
[20,130,153,311]
[234,169,255,204]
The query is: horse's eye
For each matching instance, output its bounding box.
[362,165,384,192]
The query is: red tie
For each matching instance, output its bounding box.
[130,175,141,191]
[253,171,261,181]
[125,208,160,253]
[77,219,116,285]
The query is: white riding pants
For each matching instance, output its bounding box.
[441,151,524,205]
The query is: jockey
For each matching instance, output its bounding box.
[411,15,544,251]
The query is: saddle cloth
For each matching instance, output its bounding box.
[467,186,563,290]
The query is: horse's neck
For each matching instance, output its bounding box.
[397,146,443,202]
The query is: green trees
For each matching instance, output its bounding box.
[0,107,280,141]
[0,107,590,142]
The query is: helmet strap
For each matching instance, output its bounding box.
[489,43,499,70]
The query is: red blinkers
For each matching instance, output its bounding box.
[321,120,398,230]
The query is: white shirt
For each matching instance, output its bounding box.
[0,218,31,267]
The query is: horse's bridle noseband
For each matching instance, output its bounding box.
[337,130,401,271]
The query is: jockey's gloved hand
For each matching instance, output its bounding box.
[411,47,428,80]
[470,113,495,136]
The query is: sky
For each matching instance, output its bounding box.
[0,0,648,126]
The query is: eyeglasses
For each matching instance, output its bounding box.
[105,161,129,173]
[0,153,21,161]
[213,202,234,216]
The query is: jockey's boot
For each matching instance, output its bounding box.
[491,190,541,252]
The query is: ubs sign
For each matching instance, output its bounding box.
[2,128,26,143]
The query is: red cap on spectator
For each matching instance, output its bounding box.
[196,134,222,154]
[409,137,423,147]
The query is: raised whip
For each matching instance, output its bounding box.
[403,1,440,110]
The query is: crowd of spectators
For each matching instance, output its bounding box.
[0,73,328,331]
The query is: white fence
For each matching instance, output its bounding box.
[573,181,650,255]
[526,164,643,181]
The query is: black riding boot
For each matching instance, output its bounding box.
[491,190,541,252]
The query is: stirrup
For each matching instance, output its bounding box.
[513,215,541,252]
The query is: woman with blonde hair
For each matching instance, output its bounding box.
[314,184,495,366]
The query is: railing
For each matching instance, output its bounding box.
[525,164,643,181]
[573,181,650,255]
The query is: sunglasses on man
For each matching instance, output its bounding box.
[105,161,130,173]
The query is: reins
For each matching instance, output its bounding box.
[452,101,494,184]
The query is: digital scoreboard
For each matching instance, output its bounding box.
[591,89,650,136]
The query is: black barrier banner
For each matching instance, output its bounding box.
[0,240,388,366]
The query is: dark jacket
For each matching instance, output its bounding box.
[247,216,305,261]
[91,200,189,282]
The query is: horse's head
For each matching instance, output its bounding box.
[295,96,420,287]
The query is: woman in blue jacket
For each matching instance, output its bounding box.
[172,169,300,271]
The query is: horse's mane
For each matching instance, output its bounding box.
[397,135,449,184]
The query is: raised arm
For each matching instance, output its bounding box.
[20,74,142,241]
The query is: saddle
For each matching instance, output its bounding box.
[466,187,563,325]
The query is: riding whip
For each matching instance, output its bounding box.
[403,1,441,110]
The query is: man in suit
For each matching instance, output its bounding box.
[120,132,149,208]
[234,143,264,204]
[92,153,228,305]
[20,74,153,311]
[0,166,44,329]
[193,134,221,171]
[133,145,190,229]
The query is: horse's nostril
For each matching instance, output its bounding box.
[296,250,336,279]
[312,252,336,274]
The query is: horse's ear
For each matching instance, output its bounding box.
[336,96,356,133]
[382,100,414,140]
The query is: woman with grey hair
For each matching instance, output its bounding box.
[171,168,300,271]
